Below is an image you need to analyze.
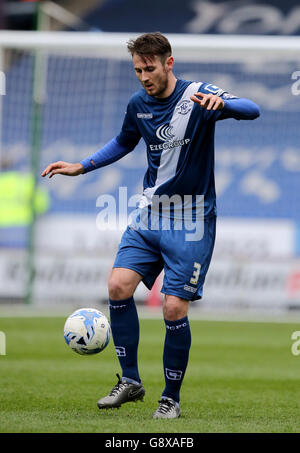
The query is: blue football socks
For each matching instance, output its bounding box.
[162,316,191,403]
[109,296,140,383]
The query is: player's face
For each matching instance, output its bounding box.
[133,53,174,98]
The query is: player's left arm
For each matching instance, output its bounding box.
[190,84,260,120]
[218,95,260,120]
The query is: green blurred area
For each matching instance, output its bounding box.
[0,171,49,227]
[0,317,300,433]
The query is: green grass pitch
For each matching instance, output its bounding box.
[0,316,300,433]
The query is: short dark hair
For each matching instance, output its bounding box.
[127,32,172,63]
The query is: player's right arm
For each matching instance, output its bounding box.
[41,138,133,178]
[41,161,84,178]
[41,99,141,178]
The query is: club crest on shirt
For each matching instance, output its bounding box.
[175,99,192,115]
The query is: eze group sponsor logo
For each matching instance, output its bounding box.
[149,138,190,151]
[156,123,175,142]
[150,123,190,151]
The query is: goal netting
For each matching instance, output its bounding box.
[0,31,300,313]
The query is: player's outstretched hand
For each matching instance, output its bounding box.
[41,161,84,178]
[190,92,224,111]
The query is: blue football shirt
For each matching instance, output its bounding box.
[82,79,260,220]
[116,79,259,219]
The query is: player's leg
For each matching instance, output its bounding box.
[98,267,145,409]
[98,225,163,410]
[153,295,191,419]
[108,267,142,383]
[108,267,142,300]
[153,216,216,418]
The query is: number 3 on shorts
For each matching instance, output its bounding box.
[190,262,201,285]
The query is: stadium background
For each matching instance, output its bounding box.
[1,0,300,436]
[0,0,300,318]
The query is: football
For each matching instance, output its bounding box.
[64,308,111,355]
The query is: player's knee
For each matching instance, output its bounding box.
[163,305,182,321]
[108,276,133,300]
[163,297,189,321]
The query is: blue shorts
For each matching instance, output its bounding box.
[113,214,216,301]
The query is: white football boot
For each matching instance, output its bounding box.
[97,373,145,409]
[152,397,181,419]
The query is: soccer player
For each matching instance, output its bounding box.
[42,32,260,419]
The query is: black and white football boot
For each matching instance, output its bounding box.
[152,397,181,419]
[97,373,145,409]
